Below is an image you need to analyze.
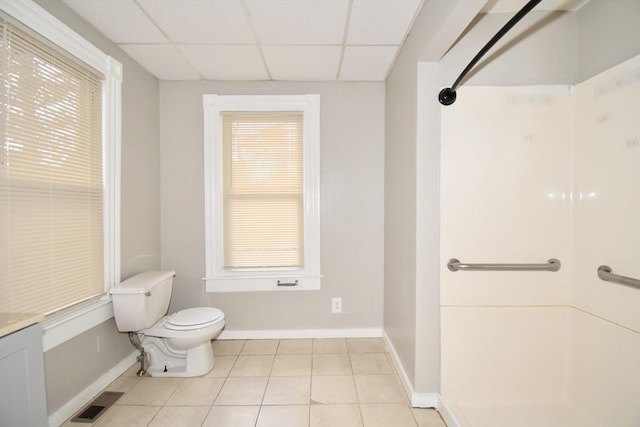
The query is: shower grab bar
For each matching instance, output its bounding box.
[447,258,561,272]
[597,266,640,290]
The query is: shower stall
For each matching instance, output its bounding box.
[438,55,640,427]
[384,3,638,426]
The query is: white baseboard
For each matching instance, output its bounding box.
[382,331,439,409]
[437,395,462,427]
[48,351,138,427]
[412,392,439,408]
[218,327,383,340]
[382,330,460,426]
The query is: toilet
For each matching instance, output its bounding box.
[110,270,225,377]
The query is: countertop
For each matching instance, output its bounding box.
[0,312,45,338]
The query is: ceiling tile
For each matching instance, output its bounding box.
[347,0,421,45]
[61,0,167,43]
[263,46,342,81]
[178,45,269,80]
[119,45,201,80]
[339,46,397,81]
[138,0,254,44]
[246,0,349,45]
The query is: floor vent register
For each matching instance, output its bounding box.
[70,391,123,423]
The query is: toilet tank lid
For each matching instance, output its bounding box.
[110,270,176,295]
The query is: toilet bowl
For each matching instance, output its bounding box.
[110,271,226,377]
[144,307,224,349]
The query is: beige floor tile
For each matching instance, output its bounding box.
[67,339,417,427]
[241,339,279,355]
[202,405,260,427]
[61,421,89,427]
[205,355,237,378]
[311,375,358,404]
[354,375,406,403]
[212,339,246,356]
[121,362,142,377]
[360,403,418,427]
[256,405,310,427]
[263,376,311,405]
[278,338,313,354]
[350,353,394,375]
[147,406,210,427]
[347,338,386,354]
[229,355,275,377]
[271,354,312,376]
[165,377,225,406]
[412,408,448,427]
[310,404,363,427]
[117,377,183,406]
[313,338,348,354]
[104,375,140,393]
[214,376,269,405]
[312,353,352,375]
[94,405,160,426]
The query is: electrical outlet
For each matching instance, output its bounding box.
[331,297,342,314]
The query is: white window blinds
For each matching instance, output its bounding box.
[221,112,304,269]
[0,15,105,315]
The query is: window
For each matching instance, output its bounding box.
[203,95,321,292]
[0,1,121,349]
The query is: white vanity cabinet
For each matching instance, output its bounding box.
[0,316,48,427]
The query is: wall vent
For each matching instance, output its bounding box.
[70,391,123,423]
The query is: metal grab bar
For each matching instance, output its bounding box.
[597,266,640,290]
[447,258,561,272]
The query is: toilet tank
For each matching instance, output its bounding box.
[110,270,175,332]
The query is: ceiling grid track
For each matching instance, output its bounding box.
[240,0,272,81]
[336,0,355,81]
[132,0,205,80]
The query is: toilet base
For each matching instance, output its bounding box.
[141,336,215,377]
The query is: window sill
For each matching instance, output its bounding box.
[205,276,321,293]
[42,296,114,352]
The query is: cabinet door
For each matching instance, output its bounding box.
[0,324,48,427]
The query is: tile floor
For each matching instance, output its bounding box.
[64,338,447,427]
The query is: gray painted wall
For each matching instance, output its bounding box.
[577,0,640,83]
[438,10,578,87]
[33,0,161,416]
[383,3,424,395]
[160,81,385,331]
[43,319,132,414]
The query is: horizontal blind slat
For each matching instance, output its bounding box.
[0,15,105,315]
[221,112,304,269]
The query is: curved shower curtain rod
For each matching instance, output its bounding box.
[438,0,542,106]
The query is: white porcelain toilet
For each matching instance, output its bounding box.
[110,270,225,377]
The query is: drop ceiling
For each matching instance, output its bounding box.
[60,0,590,82]
[60,0,424,81]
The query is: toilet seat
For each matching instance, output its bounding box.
[164,307,224,331]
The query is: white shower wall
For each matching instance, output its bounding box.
[568,55,640,426]
[440,56,640,427]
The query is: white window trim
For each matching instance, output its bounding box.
[0,0,122,351]
[203,94,321,292]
